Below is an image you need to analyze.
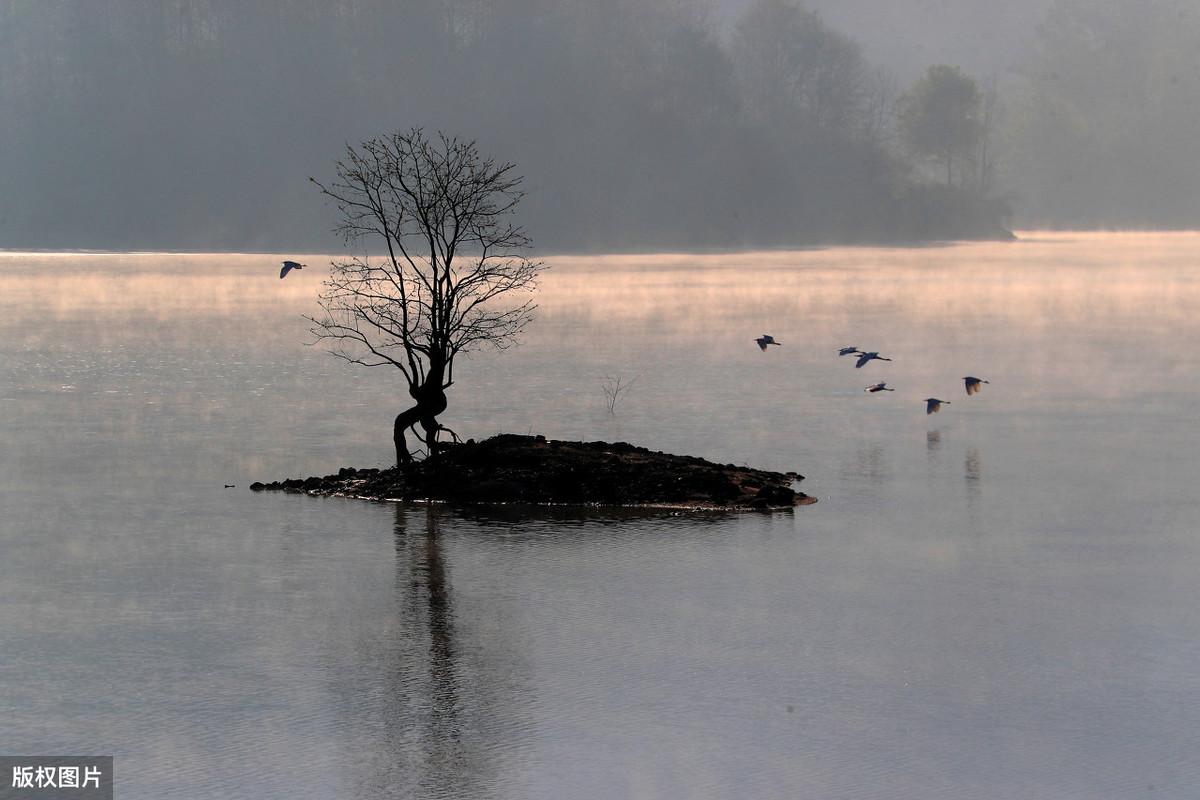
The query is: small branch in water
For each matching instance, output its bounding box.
[601,374,639,415]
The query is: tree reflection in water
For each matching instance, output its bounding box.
[394,505,475,799]
[344,505,498,800]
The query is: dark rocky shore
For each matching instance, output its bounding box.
[251,434,815,510]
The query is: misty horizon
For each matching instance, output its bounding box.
[0,0,1196,252]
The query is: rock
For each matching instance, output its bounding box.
[750,484,796,508]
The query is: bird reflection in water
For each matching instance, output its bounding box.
[926,429,941,453]
[843,443,889,485]
[965,446,982,508]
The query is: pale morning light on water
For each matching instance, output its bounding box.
[3,233,1199,798]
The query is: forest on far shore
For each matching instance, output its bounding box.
[1,0,1195,252]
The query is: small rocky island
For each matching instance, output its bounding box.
[251,434,815,510]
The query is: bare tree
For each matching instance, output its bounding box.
[862,65,898,145]
[975,73,1001,194]
[897,65,981,187]
[309,129,542,465]
[732,0,869,139]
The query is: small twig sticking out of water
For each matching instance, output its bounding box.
[601,374,639,415]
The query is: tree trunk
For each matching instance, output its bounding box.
[394,405,423,465]
[418,384,448,456]
[393,358,450,466]
[393,388,449,465]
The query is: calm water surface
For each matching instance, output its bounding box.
[2,233,1199,798]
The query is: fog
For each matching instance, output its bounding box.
[716,0,1054,81]
[0,0,1194,252]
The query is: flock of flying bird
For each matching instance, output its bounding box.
[755,334,989,415]
[281,262,988,415]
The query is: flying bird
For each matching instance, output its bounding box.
[854,351,892,368]
[280,260,306,279]
[964,376,990,396]
[838,346,862,356]
[925,398,950,414]
[865,382,894,393]
[756,335,782,351]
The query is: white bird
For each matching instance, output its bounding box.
[838,346,861,356]
[865,382,894,393]
[280,260,306,279]
[964,376,990,396]
[925,398,950,414]
[756,334,781,351]
[854,351,892,368]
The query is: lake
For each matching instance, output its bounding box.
[2,233,1199,798]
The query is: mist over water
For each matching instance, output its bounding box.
[2,234,1199,798]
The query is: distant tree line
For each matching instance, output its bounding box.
[13,0,1188,250]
